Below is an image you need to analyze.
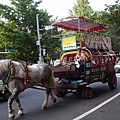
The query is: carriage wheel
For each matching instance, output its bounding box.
[108,72,117,90]
[81,87,93,99]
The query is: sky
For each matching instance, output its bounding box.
[0,0,117,19]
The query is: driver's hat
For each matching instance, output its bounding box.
[77,46,82,50]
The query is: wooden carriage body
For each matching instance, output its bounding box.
[52,48,116,87]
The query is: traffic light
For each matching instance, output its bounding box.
[43,49,46,56]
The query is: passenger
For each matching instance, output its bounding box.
[75,46,86,72]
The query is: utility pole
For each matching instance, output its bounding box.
[36,14,42,63]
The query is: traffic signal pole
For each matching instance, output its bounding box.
[36,14,42,63]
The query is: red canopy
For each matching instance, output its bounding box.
[51,16,107,32]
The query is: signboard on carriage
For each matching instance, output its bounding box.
[85,34,112,50]
[62,36,77,51]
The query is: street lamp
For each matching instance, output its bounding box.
[36,14,42,64]
[36,14,54,64]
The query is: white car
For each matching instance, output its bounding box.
[114,61,120,73]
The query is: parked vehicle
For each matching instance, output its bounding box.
[114,61,120,73]
[51,16,117,99]
[0,80,11,101]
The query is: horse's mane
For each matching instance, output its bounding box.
[0,59,11,73]
[0,59,21,73]
[12,60,21,66]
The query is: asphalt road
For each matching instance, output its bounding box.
[0,74,120,120]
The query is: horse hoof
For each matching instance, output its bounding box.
[9,114,15,120]
[9,109,15,120]
[17,112,24,117]
[42,105,47,110]
[53,98,57,103]
[17,109,24,117]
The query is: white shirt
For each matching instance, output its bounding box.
[76,52,86,62]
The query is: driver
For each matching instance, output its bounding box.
[75,46,86,72]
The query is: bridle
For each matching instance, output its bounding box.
[2,61,31,85]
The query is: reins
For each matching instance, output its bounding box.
[31,83,57,91]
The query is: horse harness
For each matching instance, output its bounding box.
[4,61,31,85]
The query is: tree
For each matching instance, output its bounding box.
[100,0,120,53]
[69,0,93,18]
[41,28,62,61]
[0,0,59,63]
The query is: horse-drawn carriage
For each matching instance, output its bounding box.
[0,16,117,120]
[51,16,117,99]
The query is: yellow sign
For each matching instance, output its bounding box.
[62,36,76,51]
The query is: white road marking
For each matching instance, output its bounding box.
[73,92,120,120]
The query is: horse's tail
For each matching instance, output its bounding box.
[49,71,57,96]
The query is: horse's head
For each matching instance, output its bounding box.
[0,59,11,76]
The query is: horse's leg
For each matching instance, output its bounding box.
[49,91,56,103]
[42,88,51,110]
[15,96,24,117]
[8,93,16,120]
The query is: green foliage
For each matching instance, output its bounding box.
[0,0,60,63]
[0,0,119,62]
[101,0,120,52]
[41,27,62,60]
[69,0,93,18]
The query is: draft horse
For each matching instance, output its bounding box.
[0,59,57,120]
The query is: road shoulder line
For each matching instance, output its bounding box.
[73,92,120,120]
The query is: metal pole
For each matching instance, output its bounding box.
[36,14,42,63]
